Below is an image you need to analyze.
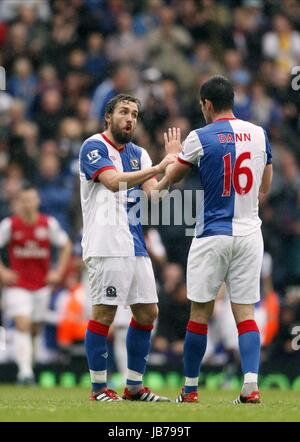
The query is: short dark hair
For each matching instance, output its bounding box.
[104,94,141,129]
[200,76,234,112]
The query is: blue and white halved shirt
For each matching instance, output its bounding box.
[79,133,152,260]
[178,118,272,238]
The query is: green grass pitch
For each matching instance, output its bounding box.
[0,386,299,422]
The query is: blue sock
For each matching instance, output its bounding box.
[126,318,153,389]
[184,321,208,394]
[237,320,260,376]
[85,320,109,393]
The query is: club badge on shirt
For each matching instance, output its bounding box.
[106,286,117,297]
[130,158,140,170]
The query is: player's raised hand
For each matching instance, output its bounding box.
[164,127,182,154]
[157,154,178,173]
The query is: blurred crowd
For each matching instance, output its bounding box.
[1,0,300,374]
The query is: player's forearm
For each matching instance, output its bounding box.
[147,176,171,202]
[107,166,160,192]
[0,259,9,275]
[165,163,185,184]
[153,176,170,192]
[54,240,72,277]
[0,260,14,284]
[260,164,273,194]
[259,180,272,194]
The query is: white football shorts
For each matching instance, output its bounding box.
[2,286,51,322]
[85,256,158,306]
[187,229,264,304]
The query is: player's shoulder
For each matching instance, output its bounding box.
[196,122,214,133]
[0,216,13,227]
[38,213,54,226]
[193,123,217,140]
[236,120,270,144]
[184,129,202,143]
[6,215,27,230]
[9,214,21,224]
[46,215,66,233]
[230,118,266,135]
[80,133,108,156]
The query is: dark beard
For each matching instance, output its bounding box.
[111,122,132,145]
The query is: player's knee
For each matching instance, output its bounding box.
[91,308,116,326]
[231,304,254,325]
[93,314,114,326]
[134,305,158,325]
[31,323,42,336]
[15,317,31,333]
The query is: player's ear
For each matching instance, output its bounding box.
[104,112,111,127]
[205,99,213,111]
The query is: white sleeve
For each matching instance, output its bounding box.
[48,217,69,247]
[178,130,203,166]
[140,148,152,170]
[0,218,12,248]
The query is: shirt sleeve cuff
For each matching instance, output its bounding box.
[177,157,193,167]
[92,166,116,181]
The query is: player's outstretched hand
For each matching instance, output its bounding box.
[164,127,182,154]
[157,153,178,173]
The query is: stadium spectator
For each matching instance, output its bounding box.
[262,13,300,72]
[84,33,109,89]
[35,89,65,140]
[2,23,29,69]
[36,152,73,233]
[105,12,146,67]
[90,62,134,123]
[133,0,161,37]
[249,81,282,130]
[37,64,61,96]
[7,58,37,117]
[17,3,49,63]
[0,163,25,220]
[191,42,222,76]
[146,5,195,90]
[74,96,98,137]
[0,0,51,22]
[59,117,84,176]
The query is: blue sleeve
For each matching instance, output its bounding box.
[80,140,116,181]
[264,130,272,165]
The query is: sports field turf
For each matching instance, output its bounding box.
[0,386,299,422]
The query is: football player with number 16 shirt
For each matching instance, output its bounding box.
[165,76,273,404]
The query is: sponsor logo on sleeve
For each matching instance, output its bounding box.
[87,149,101,163]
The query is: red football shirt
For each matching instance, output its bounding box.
[0,214,68,290]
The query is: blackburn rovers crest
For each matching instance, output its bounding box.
[130,158,140,170]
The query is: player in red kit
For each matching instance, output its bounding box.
[0,186,72,383]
